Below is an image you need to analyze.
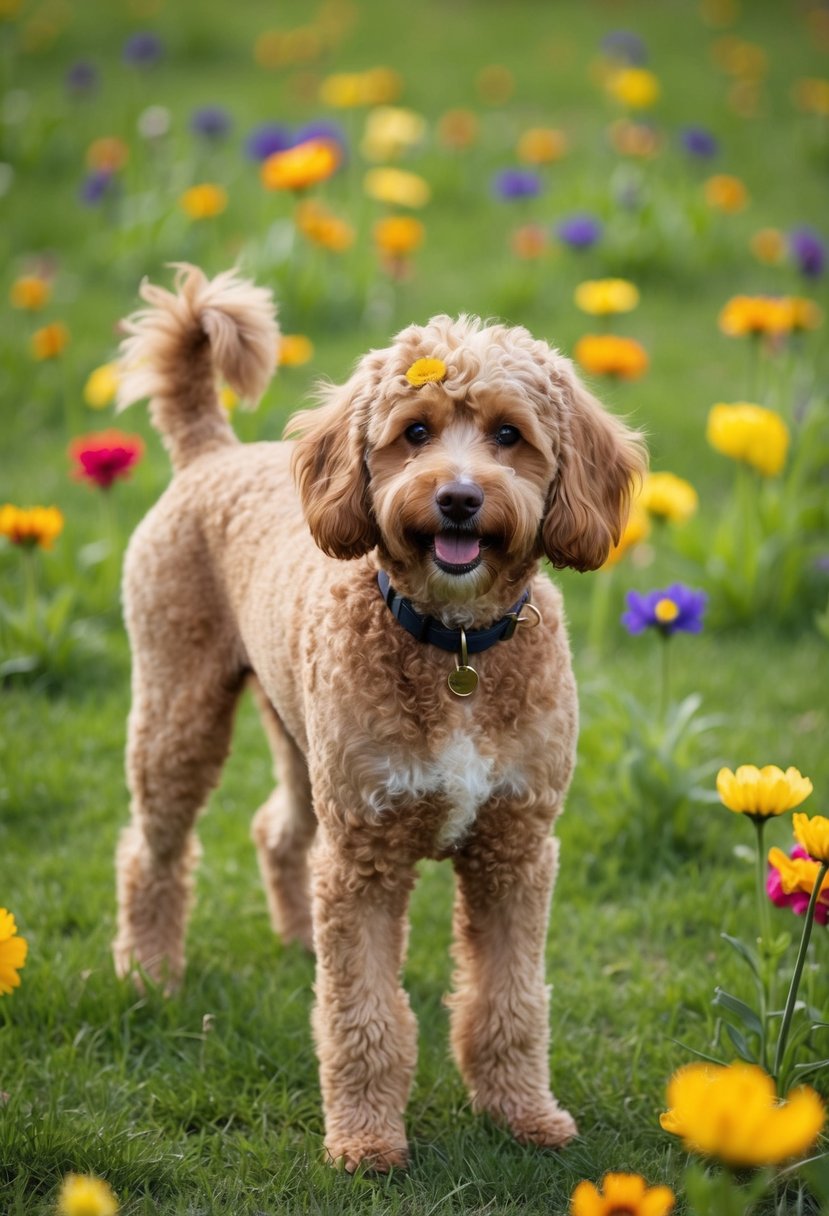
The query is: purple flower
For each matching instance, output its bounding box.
[621,584,707,637]
[190,105,232,141]
[768,846,829,924]
[245,122,293,161]
[680,126,718,159]
[556,213,603,250]
[789,226,825,279]
[79,169,118,206]
[65,60,99,97]
[123,32,164,68]
[492,168,543,201]
[601,30,648,65]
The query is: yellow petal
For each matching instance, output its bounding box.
[570,1180,604,1216]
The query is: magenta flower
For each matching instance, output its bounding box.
[68,430,145,490]
[768,846,829,924]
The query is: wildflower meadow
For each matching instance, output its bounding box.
[1,0,828,1213]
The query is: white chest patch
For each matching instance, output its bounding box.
[366,731,526,848]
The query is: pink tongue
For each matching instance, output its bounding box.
[434,533,481,565]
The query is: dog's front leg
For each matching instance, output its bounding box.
[310,829,417,1172]
[448,833,577,1149]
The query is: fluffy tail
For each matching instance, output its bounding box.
[117,264,279,470]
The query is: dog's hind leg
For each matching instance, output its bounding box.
[249,678,316,952]
[113,618,244,990]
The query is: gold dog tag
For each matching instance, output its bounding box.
[448,627,478,697]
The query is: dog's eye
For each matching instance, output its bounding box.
[404,422,430,446]
[495,424,521,447]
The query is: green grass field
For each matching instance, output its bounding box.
[1,0,828,1212]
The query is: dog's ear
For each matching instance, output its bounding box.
[288,377,380,560]
[541,361,647,571]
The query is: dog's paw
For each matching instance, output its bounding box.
[325,1134,409,1174]
[508,1100,578,1150]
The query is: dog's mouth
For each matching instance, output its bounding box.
[415,529,490,575]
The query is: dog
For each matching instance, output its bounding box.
[113,264,645,1172]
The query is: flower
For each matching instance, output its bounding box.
[492,168,542,201]
[245,122,293,161]
[364,167,431,208]
[606,67,661,108]
[0,908,28,996]
[261,139,341,192]
[750,227,786,265]
[768,846,829,923]
[86,136,129,173]
[295,199,354,252]
[56,1173,119,1216]
[373,215,424,257]
[718,295,792,338]
[600,30,649,66]
[361,106,425,161]
[510,224,550,259]
[680,126,718,158]
[706,403,789,476]
[608,118,663,158]
[717,765,813,818]
[704,173,749,212]
[31,322,69,360]
[10,274,51,309]
[573,334,648,379]
[83,363,119,409]
[188,104,231,141]
[602,501,650,567]
[437,109,478,150]
[793,813,829,864]
[179,183,228,220]
[293,120,348,157]
[68,430,145,489]
[787,297,823,331]
[574,278,639,316]
[516,127,568,164]
[792,77,829,116]
[278,335,314,367]
[122,31,163,68]
[621,584,707,636]
[79,170,117,207]
[0,504,64,549]
[65,60,98,97]
[570,1173,674,1216]
[639,472,698,523]
[556,213,603,250]
[789,226,825,279]
[406,358,447,387]
[320,68,401,108]
[660,1061,825,1167]
[136,105,171,141]
[476,64,514,104]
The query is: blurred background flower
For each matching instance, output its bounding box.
[68,430,145,489]
[706,402,789,476]
[0,908,28,996]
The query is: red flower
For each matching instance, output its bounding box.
[68,429,145,489]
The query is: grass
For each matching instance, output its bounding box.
[1,0,828,1211]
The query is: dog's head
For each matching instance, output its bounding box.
[289,315,646,617]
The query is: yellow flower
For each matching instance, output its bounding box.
[718,295,792,338]
[361,106,426,161]
[219,387,239,413]
[0,908,28,995]
[704,173,749,213]
[320,68,401,108]
[261,139,341,192]
[574,278,639,316]
[787,297,823,333]
[31,321,69,360]
[639,472,698,524]
[571,1173,674,1216]
[711,37,768,80]
[83,363,119,409]
[573,334,649,380]
[516,127,568,164]
[706,403,789,476]
[10,274,51,310]
[57,1173,119,1216]
[0,503,64,549]
[750,228,786,265]
[179,183,228,220]
[717,765,812,819]
[767,847,829,903]
[660,1062,825,1167]
[364,167,431,208]
[86,136,129,172]
[278,334,314,367]
[792,77,829,116]
[373,215,424,257]
[295,200,355,252]
[606,67,661,109]
[602,501,650,568]
[436,108,479,150]
[406,357,446,387]
[793,813,829,865]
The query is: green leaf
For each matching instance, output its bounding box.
[792,1059,829,1079]
[713,987,764,1037]
[720,933,762,981]
[723,1020,758,1063]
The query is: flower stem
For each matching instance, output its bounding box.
[773,860,829,1083]
[659,634,671,724]
[22,548,38,623]
[753,817,772,1068]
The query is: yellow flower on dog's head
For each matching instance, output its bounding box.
[405,357,446,387]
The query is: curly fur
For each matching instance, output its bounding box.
[114,266,646,1172]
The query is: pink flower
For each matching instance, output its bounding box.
[68,429,145,489]
[768,845,829,924]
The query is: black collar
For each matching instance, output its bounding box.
[377,570,530,654]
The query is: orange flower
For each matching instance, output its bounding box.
[437,109,479,150]
[510,224,550,260]
[573,334,649,380]
[749,227,786,265]
[179,183,228,220]
[31,322,69,360]
[295,199,355,251]
[373,215,424,257]
[261,139,341,192]
[10,274,51,310]
[571,1173,674,1216]
[704,173,749,213]
[516,127,568,164]
[278,334,314,367]
[0,504,64,549]
[718,295,791,338]
[608,118,663,158]
[86,136,129,172]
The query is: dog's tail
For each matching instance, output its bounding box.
[117,264,279,470]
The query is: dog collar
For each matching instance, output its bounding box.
[376,569,531,655]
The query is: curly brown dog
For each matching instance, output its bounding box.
[113,265,645,1172]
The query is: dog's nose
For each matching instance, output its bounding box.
[436,481,484,523]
